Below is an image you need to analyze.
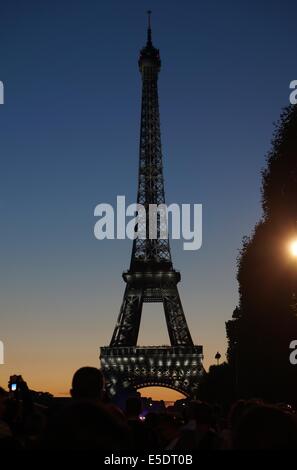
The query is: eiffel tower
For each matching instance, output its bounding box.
[100,12,204,403]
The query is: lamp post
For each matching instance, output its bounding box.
[215,352,221,366]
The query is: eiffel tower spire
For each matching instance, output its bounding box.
[133,10,168,267]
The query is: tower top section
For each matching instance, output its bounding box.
[138,10,161,74]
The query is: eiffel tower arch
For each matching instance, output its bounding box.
[100,13,204,403]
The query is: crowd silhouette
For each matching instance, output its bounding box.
[1,366,297,450]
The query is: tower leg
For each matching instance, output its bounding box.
[162,285,194,346]
[110,286,143,346]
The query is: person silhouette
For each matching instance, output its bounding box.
[70,367,104,402]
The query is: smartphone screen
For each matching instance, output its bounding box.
[11,383,17,391]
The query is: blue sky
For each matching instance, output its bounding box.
[0,0,296,396]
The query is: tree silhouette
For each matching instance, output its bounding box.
[226,105,297,403]
[199,362,235,407]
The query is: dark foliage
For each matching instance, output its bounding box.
[226,105,297,403]
[199,363,235,407]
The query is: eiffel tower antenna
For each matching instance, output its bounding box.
[147,10,152,45]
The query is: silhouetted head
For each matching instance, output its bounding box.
[0,386,7,397]
[187,401,214,427]
[0,386,8,418]
[233,404,297,450]
[155,413,180,446]
[125,397,142,418]
[70,367,104,401]
[229,400,248,430]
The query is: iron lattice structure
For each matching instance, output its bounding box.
[100,14,204,401]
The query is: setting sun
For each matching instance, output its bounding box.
[290,240,297,257]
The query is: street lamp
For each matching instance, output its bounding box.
[215,352,221,366]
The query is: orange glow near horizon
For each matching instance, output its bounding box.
[0,357,214,401]
[0,328,220,401]
[138,386,186,402]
